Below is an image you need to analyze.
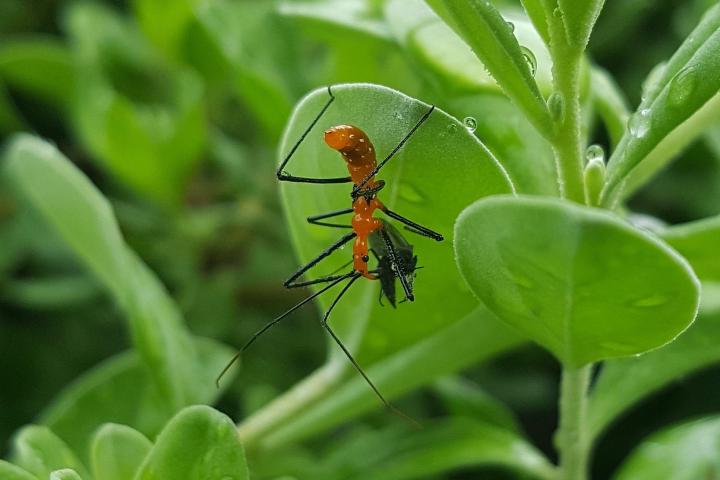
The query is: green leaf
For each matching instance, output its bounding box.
[519,0,551,45]
[0,38,75,106]
[603,3,720,206]
[280,0,392,41]
[556,0,606,50]
[279,83,513,362]
[320,419,555,480]
[433,376,520,431]
[661,214,720,282]
[134,406,249,480]
[425,0,553,138]
[250,307,523,449]
[588,307,720,439]
[385,0,553,96]
[11,426,90,480]
[65,2,206,204]
[0,461,37,480]
[614,416,720,480]
[49,470,83,480]
[591,67,630,149]
[4,134,199,409]
[454,195,700,367]
[91,424,152,480]
[41,338,234,461]
[132,0,199,60]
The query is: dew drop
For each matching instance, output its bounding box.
[463,116,477,133]
[631,294,668,308]
[506,271,534,289]
[447,123,458,134]
[520,46,537,76]
[585,144,605,163]
[398,182,425,203]
[628,108,651,138]
[394,112,404,121]
[547,92,565,121]
[668,66,698,107]
[506,21,515,32]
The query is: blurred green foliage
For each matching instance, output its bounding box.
[0,0,719,479]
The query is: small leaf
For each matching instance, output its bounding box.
[588,307,720,439]
[425,0,553,139]
[519,0,551,45]
[49,470,83,480]
[11,426,90,480]
[661,214,720,282]
[0,461,37,480]
[91,424,152,480]
[454,195,700,367]
[321,419,555,480]
[603,3,720,205]
[41,338,234,461]
[556,0,606,49]
[614,416,720,480]
[135,406,249,480]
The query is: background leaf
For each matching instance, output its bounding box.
[614,416,720,480]
[661,214,720,282]
[91,424,152,480]
[0,461,37,480]
[11,426,90,480]
[49,469,83,480]
[454,195,700,366]
[135,406,249,480]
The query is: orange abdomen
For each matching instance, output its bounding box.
[324,125,379,188]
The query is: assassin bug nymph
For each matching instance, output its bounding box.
[218,86,442,416]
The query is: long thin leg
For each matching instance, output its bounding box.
[382,208,443,241]
[284,231,356,288]
[379,226,414,302]
[216,271,356,387]
[321,274,419,426]
[352,105,435,198]
[307,207,353,229]
[277,86,352,185]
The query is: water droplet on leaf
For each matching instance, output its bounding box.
[506,21,515,32]
[447,123,458,134]
[631,294,667,308]
[463,116,477,133]
[585,144,605,163]
[668,66,698,107]
[520,46,537,76]
[628,109,651,138]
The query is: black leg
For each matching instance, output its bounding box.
[352,105,435,198]
[277,86,352,185]
[307,207,353,229]
[320,274,419,426]
[284,231,356,288]
[216,271,356,387]
[379,226,414,302]
[382,208,443,241]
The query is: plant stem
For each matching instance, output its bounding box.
[237,363,343,448]
[556,364,592,480]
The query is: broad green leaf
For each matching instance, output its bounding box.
[132,0,199,60]
[588,307,720,439]
[603,3,720,206]
[279,83,513,366]
[556,0,606,50]
[41,338,234,461]
[4,134,199,410]
[454,195,699,367]
[318,419,555,480]
[279,0,392,41]
[433,376,519,431]
[614,416,720,480]
[661,214,720,282]
[385,1,553,96]
[49,470,83,480]
[591,67,630,148]
[0,38,74,106]
[519,0,550,44]
[135,406,249,480]
[65,2,206,204]
[250,306,523,449]
[91,424,152,480]
[11,426,90,480]
[0,461,37,480]
[425,0,553,139]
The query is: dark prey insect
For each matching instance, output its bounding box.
[217,86,442,417]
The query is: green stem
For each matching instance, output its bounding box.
[556,364,592,480]
[237,363,343,449]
